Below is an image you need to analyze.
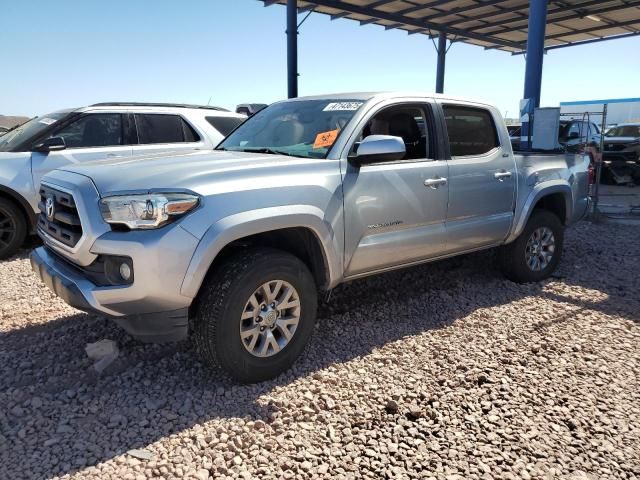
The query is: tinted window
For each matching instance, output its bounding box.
[443,105,499,156]
[568,121,586,137]
[352,104,431,160]
[52,114,122,148]
[135,114,200,144]
[206,116,244,136]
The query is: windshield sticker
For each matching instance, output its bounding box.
[313,129,340,149]
[38,118,57,125]
[323,102,363,112]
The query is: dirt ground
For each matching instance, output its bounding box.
[1,221,638,480]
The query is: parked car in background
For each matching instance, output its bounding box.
[236,103,268,117]
[558,118,601,149]
[602,123,640,162]
[507,123,521,150]
[30,92,591,382]
[0,102,245,259]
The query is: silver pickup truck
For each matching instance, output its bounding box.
[30,92,590,382]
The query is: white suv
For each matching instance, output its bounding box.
[0,102,245,259]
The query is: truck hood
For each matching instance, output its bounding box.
[57,149,322,195]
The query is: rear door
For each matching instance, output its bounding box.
[31,112,133,192]
[439,103,516,253]
[342,100,450,276]
[130,113,206,156]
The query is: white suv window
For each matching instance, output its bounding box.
[134,114,200,144]
[51,114,123,148]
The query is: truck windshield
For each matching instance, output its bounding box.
[0,112,72,152]
[217,99,365,158]
[606,125,640,137]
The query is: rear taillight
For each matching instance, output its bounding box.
[588,164,595,185]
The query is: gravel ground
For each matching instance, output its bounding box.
[1,222,639,480]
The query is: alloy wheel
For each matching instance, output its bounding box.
[525,226,555,271]
[239,280,301,357]
[0,208,16,250]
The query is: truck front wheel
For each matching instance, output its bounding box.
[498,210,564,283]
[192,248,318,383]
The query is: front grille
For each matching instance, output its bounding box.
[38,186,83,247]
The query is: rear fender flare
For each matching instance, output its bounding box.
[507,181,573,243]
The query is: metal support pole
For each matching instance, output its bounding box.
[520,0,548,150]
[435,32,446,94]
[287,0,298,99]
[592,104,608,217]
[523,0,548,109]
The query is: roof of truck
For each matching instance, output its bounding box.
[281,91,494,107]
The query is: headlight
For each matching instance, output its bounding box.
[100,193,199,230]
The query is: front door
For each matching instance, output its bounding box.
[31,112,132,193]
[342,102,450,277]
[440,103,516,253]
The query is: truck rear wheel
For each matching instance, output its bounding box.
[0,198,27,260]
[192,248,317,383]
[498,210,564,283]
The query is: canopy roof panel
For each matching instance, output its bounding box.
[260,0,640,53]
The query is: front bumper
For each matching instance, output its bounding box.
[30,246,190,343]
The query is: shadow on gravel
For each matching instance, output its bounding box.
[0,222,638,479]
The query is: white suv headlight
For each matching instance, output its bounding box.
[100,193,199,230]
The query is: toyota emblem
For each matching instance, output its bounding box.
[45,196,55,222]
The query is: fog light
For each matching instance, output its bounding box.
[119,262,132,281]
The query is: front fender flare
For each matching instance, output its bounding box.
[180,205,342,299]
[506,181,573,243]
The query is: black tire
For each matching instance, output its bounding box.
[192,248,318,383]
[0,198,27,260]
[498,210,564,283]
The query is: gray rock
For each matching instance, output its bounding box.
[127,449,155,461]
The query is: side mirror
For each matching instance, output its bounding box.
[569,131,580,139]
[349,135,406,166]
[33,136,66,153]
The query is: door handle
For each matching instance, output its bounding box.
[494,171,512,181]
[107,153,124,158]
[424,177,448,189]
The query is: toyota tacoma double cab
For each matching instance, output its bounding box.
[30,92,591,382]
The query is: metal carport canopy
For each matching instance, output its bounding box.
[261,0,640,53]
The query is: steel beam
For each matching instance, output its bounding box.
[512,31,640,54]
[435,32,446,94]
[462,0,640,36]
[287,0,298,98]
[290,0,524,50]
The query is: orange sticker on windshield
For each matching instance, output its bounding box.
[313,129,339,149]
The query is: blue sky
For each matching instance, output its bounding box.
[1,0,639,117]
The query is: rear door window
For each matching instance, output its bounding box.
[443,105,499,157]
[51,113,123,148]
[134,114,200,144]
[206,116,244,137]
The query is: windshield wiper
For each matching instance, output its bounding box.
[233,147,300,157]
